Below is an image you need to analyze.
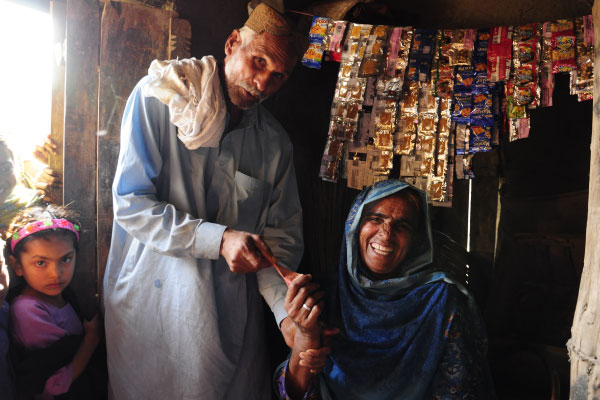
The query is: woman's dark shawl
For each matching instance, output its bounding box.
[321,179,494,399]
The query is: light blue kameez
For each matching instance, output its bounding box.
[103,75,303,400]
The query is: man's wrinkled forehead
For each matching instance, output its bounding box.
[249,32,297,74]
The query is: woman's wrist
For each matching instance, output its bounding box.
[292,329,321,366]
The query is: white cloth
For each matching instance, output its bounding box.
[103,73,303,399]
[143,56,226,149]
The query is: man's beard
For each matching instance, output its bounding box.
[227,81,267,109]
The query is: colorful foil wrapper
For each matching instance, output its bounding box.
[302,16,330,69]
[487,26,513,82]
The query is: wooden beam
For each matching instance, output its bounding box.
[96,2,190,291]
[49,0,65,204]
[64,0,100,316]
[568,3,600,398]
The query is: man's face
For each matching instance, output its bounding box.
[223,30,296,109]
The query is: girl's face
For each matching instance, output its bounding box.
[0,144,17,204]
[12,234,76,305]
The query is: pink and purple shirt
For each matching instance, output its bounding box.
[9,295,82,400]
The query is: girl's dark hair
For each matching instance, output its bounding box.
[3,204,81,261]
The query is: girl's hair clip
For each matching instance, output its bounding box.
[10,219,80,253]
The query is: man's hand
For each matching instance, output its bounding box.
[220,228,271,273]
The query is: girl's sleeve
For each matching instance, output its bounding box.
[274,359,321,400]
[10,300,78,396]
[10,300,66,348]
[43,364,73,396]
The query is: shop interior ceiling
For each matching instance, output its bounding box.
[256,0,593,28]
[316,0,593,28]
[12,0,595,27]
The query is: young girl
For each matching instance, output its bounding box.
[4,204,101,399]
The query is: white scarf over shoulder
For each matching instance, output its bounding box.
[142,56,226,149]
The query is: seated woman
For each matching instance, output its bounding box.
[277,179,495,399]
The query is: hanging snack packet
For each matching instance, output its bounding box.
[551,19,576,73]
[508,117,530,141]
[454,65,475,92]
[374,130,394,150]
[400,82,420,114]
[455,124,469,156]
[433,30,454,97]
[472,30,491,94]
[452,92,473,124]
[487,26,513,82]
[378,27,412,99]
[573,16,593,101]
[418,30,437,82]
[387,27,413,79]
[386,27,404,76]
[463,154,475,179]
[302,16,330,69]
[407,29,437,82]
[540,22,554,107]
[325,20,347,62]
[359,26,389,77]
[449,29,476,66]
[505,81,526,119]
[427,175,448,202]
[394,114,418,155]
[472,92,493,115]
[511,23,540,108]
[373,98,397,130]
[373,97,397,153]
[470,115,493,153]
[342,23,373,62]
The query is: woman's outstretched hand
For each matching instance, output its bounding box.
[285,274,324,337]
[284,275,339,399]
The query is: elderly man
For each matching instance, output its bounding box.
[103,4,304,399]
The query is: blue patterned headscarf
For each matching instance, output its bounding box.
[320,179,492,399]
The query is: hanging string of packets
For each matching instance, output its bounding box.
[304,15,594,205]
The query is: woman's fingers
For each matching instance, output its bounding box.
[286,274,312,303]
[299,346,331,373]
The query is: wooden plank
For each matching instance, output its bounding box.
[63,0,100,316]
[568,2,600,398]
[49,0,65,204]
[97,2,190,291]
[169,17,191,59]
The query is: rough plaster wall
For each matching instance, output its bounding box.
[175,0,248,59]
